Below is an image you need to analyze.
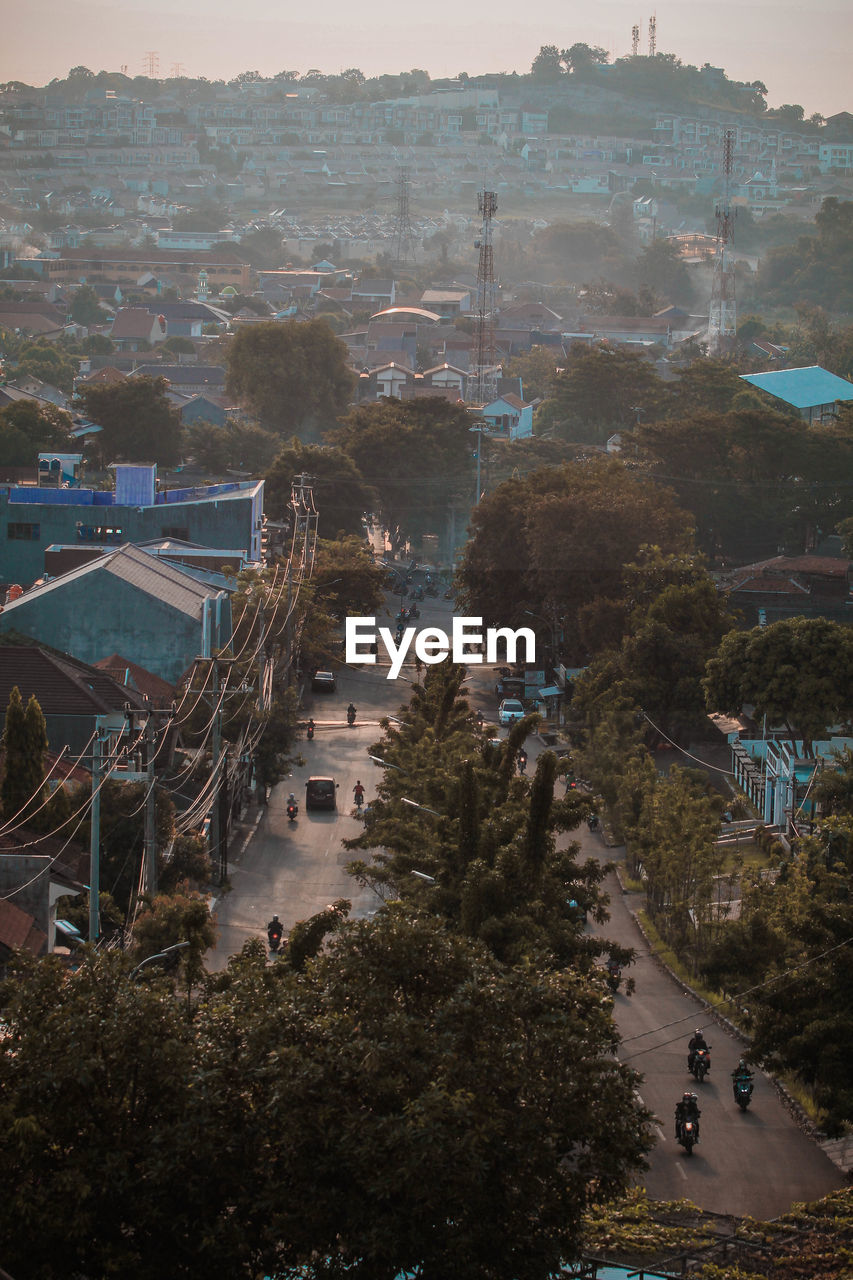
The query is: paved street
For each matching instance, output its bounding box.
[209,580,844,1215]
[574,823,844,1217]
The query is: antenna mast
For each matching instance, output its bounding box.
[708,128,737,352]
[648,14,657,57]
[392,166,416,267]
[472,188,498,406]
[631,24,640,57]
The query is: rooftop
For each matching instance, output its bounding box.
[739,365,853,410]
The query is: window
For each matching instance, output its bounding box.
[7,522,40,541]
[77,525,122,544]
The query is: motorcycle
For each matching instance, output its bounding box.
[606,964,621,994]
[268,928,283,954]
[691,1047,712,1083]
[347,707,357,726]
[733,1076,754,1111]
[287,801,298,823]
[425,584,439,597]
[412,585,425,601]
[306,721,315,741]
[678,1116,699,1156]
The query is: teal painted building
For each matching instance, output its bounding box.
[0,544,233,686]
[1,464,264,587]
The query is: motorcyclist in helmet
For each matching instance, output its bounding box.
[674,1091,700,1140]
[732,1057,754,1093]
[267,914,283,948]
[688,1028,708,1072]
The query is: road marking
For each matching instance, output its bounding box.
[677,1163,687,1180]
[654,1125,666,1143]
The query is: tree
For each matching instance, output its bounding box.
[264,438,377,537]
[70,283,106,326]
[225,320,355,440]
[0,399,71,466]
[530,45,564,82]
[458,457,694,663]
[16,340,77,393]
[704,618,853,756]
[634,239,693,305]
[561,43,609,74]
[545,346,664,443]
[76,375,182,466]
[0,922,651,1278]
[1,687,47,825]
[332,397,475,546]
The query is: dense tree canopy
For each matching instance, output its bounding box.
[0,398,71,466]
[76,375,182,466]
[540,346,664,444]
[628,405,853,561]
[704,617,853,753]
[225,319,355,440]
[756,198,853,313]
[264,438,377,537]
[332,396,474,545]
[458,457,694,664]
[0,909,651,1277]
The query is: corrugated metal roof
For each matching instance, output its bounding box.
[2,544,215,620]
[0,645,148,716]
[740,365,853,410]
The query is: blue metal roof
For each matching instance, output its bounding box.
[740,365,853,410]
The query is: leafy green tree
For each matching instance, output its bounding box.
[76,375,182,466]
[503,344,562,401]
[635,766,726,950]
[544,346,664,443]
[225,319,355,440]
[332,397,474,546]
[162,335,196,356]
[756,197,853,312]
[1,687,47,825]
[264,437,377,537]
[0,919,651,1277]
[0,398,71,465]
[130,888,217,986]
[704,617,853,756]
[70,283,106,325]
[458,457,693,663]
[530,44,564,82]
[634,238,694,305]
[17,340,77,393]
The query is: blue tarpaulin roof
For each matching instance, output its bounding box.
[740,365,853,409]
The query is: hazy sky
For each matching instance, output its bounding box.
[2,0,851,118]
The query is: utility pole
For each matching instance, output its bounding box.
[88,721,103,943]
[143,711,157,897]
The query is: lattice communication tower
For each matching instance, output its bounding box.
[392,167,416,267]
[631,24,640,57]
[472,188,498,405]
[143,51,160,78]
[708,129,737,351]
[648,14,657,57]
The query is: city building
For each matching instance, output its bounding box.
[1,463,264,586]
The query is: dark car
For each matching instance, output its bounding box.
[312,670,337,693]
[305,776,338,811]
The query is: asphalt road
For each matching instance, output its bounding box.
[574,823,844,1217]
[209,584,844,1214]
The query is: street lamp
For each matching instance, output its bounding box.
[523,608,559,661]
[401,797,442,817]
[129,940,190,981]
[411,870,436,884]
[368,753,406,773]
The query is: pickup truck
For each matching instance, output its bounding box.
[494,675,525,700]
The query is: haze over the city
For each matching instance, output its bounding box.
[2,0,850,118]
